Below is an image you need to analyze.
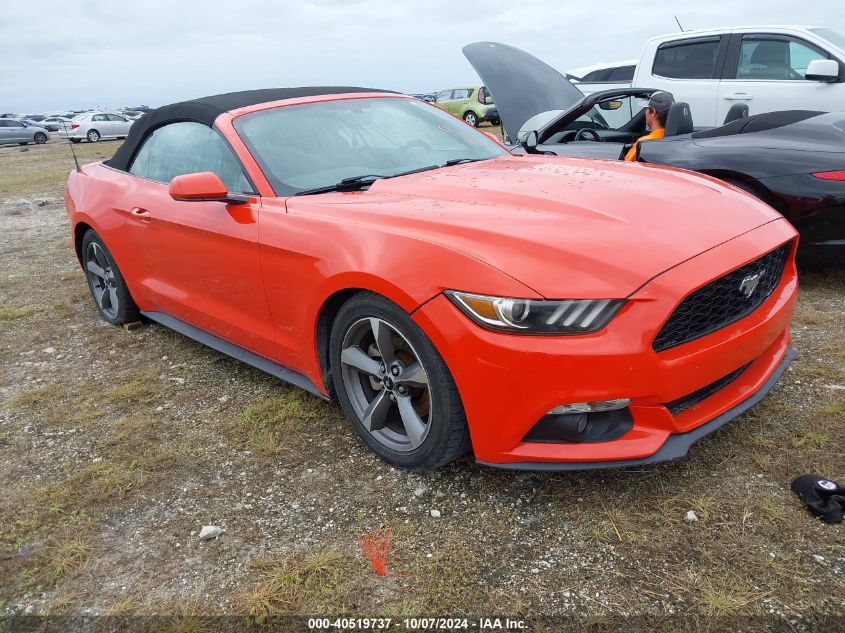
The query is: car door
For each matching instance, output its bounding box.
[90,113,111,137]
[717,33,840,123]
[0,120,12,143]
[108,113,132,136]
[450,88,472,116]
[648,35,728,129]
[5,120,29,142]
[434,89,452,112]
[118,121,276,356]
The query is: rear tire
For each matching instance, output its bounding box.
[87,129,100,143]
[463,111,479,127]
[723,178,780,212]
[330,292,470,470]
[81,229,141,325]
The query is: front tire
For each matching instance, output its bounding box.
[330,292,470,470]
[81,230,140,325]
[87,129,100,143]
[34,132,47,144]
[463,111,479,127]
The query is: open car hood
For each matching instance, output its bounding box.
[462,42,584,143]
[463,41,656,143]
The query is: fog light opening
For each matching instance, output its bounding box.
[523,404,634,444]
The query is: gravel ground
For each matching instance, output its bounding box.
[0,138,843,632]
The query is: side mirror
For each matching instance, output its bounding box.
[169,172,249,205]
[806,59,839,82]
[518,130,539,153]
[599,100,623,110]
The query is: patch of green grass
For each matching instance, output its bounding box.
[239,548,361,622]
[6,384,62,408]
[232,391,326,457]
[102,376,166,406]
[38,536,92,584]
[0,305,41,320]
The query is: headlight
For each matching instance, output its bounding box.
[445,291,625,334]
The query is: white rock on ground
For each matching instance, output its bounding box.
[198,525,224,540]
[685,510,699,523]
[430,509,441,518]
[812,554,825,563]
[413,485,427,497]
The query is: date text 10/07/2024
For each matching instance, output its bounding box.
[307,617,527,630]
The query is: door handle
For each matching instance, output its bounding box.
[724,93,753,100]
[129,207,151,223]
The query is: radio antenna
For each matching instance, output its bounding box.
[62,120,81,172]
[674,16,686,32]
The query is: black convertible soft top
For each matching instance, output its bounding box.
[107,86,394,171]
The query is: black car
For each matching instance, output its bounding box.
[464,41,845,264]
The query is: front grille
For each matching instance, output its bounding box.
[665,362,751,416]
[653,243,790,352]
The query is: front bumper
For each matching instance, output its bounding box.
[478,345,797,470]
[412,220,798,468]
[483,107,500,124]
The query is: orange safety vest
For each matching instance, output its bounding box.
[624,128,666,161]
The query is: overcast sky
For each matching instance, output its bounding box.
[2,0,841,112]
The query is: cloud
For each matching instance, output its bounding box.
[1,0,841,111]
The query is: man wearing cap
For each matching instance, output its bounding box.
[624,91,674,161]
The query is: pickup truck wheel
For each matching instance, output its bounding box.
[81,229,141,325]
[330,292,471,470]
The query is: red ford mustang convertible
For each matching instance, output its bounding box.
[65,87,799,470]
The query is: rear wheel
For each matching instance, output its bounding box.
[463,111,478,127]
[87,129,100,143]
[81,229,140,325]
[34,132,47,144]
[330,292,470,470]
[723,178,780,211]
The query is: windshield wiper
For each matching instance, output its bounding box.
[444,157,487,166]
[295,164,440,196]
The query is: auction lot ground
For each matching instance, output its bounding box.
[1,136,843,631]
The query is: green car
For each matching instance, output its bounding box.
[432,86,499,127]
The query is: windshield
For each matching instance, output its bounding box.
[810,28,845,51]
[235,97,508,196]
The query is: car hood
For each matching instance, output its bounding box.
[463,41,658,144]
[286,157,783,298]
[462,42,585,143]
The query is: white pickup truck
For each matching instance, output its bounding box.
[575,25,845,129]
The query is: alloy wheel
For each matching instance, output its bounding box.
[464,112,477,126]
[88,130,100,142]
[85,242,119,319]
[339,317,432,452]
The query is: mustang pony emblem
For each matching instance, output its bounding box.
[739,272,763,298]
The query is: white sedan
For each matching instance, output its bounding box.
[58,112,133,143]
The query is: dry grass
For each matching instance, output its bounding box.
[0,129,843,624]
[239,548,362,623]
